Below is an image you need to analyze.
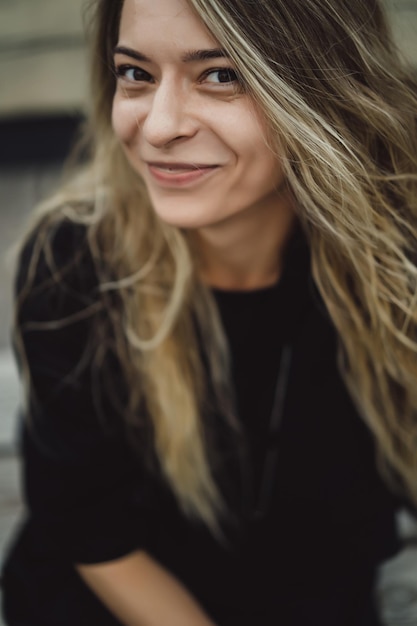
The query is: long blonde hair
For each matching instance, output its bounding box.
[17,0,417,529]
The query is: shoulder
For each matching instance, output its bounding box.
[15,214,99,324]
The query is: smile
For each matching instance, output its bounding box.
[146,162,220,187]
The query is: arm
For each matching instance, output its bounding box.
[76,550,217,626]
[17,223,216,624]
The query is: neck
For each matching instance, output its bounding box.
[193,194,296,291]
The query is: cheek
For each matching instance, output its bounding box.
[254,146,284,187]
[111,96,141,145]
[240,151,284,200]
[232,127,283,191]
[244,123,283,187]
[225,106,279,173]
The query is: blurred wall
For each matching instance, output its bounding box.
[387,0,417,64]
[0,0,86,117]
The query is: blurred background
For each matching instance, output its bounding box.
[1,1,417,624]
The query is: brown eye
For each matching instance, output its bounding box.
[205,68,239,84]
[115,65,153,83]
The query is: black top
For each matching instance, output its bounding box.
[2,220,400,626]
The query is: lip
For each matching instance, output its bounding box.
[146,162,220,187]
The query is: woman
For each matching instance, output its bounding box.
[2,0,417,624]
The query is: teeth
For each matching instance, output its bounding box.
[158,166,194,173]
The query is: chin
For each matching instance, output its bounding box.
[153,213,211,230]
[150,199,220,230]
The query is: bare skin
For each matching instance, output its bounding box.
[76,552,216,626]
[194,181,295,290]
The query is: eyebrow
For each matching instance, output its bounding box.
[113,46,229,64]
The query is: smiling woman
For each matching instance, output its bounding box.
[111,0,291,242]
[2,0,417,625]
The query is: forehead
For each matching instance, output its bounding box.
[118,0,217,50]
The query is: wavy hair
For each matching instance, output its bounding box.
[16,0,417,529]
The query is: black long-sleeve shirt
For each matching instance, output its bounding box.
[2,220,400,626]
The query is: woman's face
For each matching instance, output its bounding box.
[112,0,288,230]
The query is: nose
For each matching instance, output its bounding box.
[142,78,198,148]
